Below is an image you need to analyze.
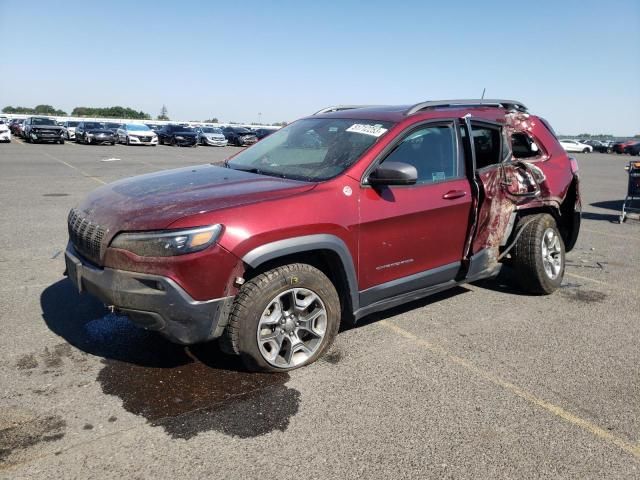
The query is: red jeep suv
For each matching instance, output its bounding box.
[65,99,581,371]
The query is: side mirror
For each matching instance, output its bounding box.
[367,161,418,186]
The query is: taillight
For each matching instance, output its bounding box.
[569,156,579,174]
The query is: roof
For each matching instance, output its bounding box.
[310,99,528,123]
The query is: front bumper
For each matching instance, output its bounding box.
[64,244,233,344]
[203,137,228,146]
[173,137,197,146]
[31,131,64,142]
[0,131,10,141]
[88,134,115,144]
[128,135,158,145]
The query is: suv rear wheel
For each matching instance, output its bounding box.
[512,214,565,294]
[223,263,341,372]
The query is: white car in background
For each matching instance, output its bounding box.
[559,139,593,153]
[0,120,12,142]
[116,123,158,146]
[62,120,80,140]
[196,126,228,146]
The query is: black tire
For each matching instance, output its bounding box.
[159,137,164,145]
[126,136,130,146]
[512,214,565,295]
[222,263,341,372]
[110,142,115,146]
[582,148,589,153]
[25,134,31,143]
[59,138,64,144]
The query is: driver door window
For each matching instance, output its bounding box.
[380,124,462,183]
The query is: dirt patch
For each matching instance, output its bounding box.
[559,289,608,304]
[15,354,38,370]
[0,411,66,464]
[41,344,73,368]
[322,348,343,365]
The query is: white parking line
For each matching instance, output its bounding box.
[379,320,640,460]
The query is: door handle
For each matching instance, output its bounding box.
[442,190,467,200]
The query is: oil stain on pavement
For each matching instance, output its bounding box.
[40,280,300,441]
[96,331,300,440]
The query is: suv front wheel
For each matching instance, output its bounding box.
[512,214,565,294]
[223,263,341,372]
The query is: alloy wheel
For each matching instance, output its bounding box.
[541,228,562,280]
[257,288,327,368]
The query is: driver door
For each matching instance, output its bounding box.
[357,121,472,304]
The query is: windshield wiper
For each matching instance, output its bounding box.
[227,164,290,179]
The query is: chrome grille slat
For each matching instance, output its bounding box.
[67,208,106,264]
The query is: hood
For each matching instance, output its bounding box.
[173,131,197,137]
[87,129,114,135]
[76,164,315,235]
[206,134,226,139]
[129,131,155,137]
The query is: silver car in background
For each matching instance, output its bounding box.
[196,126,228,146]
[62,120,80,140]
[116,123,158,146]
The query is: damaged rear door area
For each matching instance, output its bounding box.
[460,114,550,279]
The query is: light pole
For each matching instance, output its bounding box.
[258,112,262,125]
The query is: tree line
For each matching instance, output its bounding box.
[3,104,289,126]
[2,105,67,116]
[2,104,150,119]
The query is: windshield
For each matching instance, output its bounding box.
[227,118,393,181]
[127,124,150,131]
[173,126,195,133]
[105,123,121,129]
[201,127,221,133]
[32,118,57,126]
[66,121,79,127]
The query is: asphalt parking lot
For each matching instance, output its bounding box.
[0,139,638,479]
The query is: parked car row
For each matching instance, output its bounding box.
[559,138,640,155]
[4,116,277,148]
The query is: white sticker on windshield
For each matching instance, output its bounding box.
[346,124,388,137]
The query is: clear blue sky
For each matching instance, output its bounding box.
[1,0,638,135]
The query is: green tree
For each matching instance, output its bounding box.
[157,105,169,121]
[71,106,150,119]
[204,117,219,123]
[2,105,66,115]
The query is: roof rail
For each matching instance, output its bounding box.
[313,105,375,115]
[405,99,527,116]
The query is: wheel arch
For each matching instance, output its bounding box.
[241,234,359,317]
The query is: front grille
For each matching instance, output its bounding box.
[139,136,151,142]
[36,129,60,137]
[67,208,106,264]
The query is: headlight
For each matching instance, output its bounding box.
[110,225,222,257]
[175,135,184,140]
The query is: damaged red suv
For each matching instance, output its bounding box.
[65,99,581,371]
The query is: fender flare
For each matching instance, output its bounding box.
[241,234,359,312]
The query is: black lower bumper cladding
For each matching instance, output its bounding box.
[64,244,233,344]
